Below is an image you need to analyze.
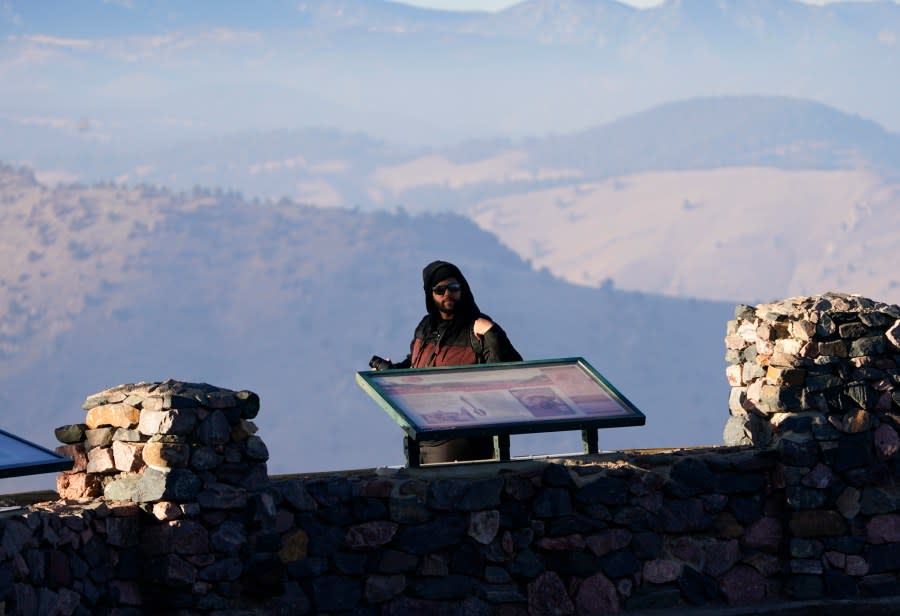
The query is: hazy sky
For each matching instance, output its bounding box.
[403,0,896,11]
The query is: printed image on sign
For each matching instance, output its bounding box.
[358,358,642,434]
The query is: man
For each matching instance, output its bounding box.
[379,260,522,463]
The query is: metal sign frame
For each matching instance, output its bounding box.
[0,429,74,478]
[356,357,645,466]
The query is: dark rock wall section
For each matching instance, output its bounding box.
[0,292,897,614]
[723,292,900,600]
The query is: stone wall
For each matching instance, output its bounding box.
[724,292,900,599]
[0,293,898,614]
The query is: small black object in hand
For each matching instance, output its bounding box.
[369,355,393,371]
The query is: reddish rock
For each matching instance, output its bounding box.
[719,564,767,605]
[536,534,586,551]
[866,514,900,544]
[874,424,899,460]
[835,410,874,434]
[801,464,834,489]
[360,479,394,498]
[528,571,574,616]
[152,501,182,521]
[112,441,144,473]
[56,473,103,500]
[575,572,620,614]
[643,559,681,584]
[824,551,846,569]
[703,540,740,577]
[586,529,631,556]
[55,444,88,474]
[86,447,116,474]
[85,403,140,429]
[346,521,398,550]
[743,517,782,552]
[845,555,869,576]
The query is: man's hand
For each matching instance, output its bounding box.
[473,318,495,338]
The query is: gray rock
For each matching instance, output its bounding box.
[197,411,231,445]
[85,427,114,449]
[54,424,86,444]
[723,413,771,447]
[112,428,142,442]
[245,435,269,461]
[103,473,142,502]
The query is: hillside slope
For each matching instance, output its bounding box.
[0,164,732,491]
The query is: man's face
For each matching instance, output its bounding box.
[431,277,462,319]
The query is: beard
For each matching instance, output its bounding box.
[438,297,457,316]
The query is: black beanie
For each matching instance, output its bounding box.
[423,260,462,291]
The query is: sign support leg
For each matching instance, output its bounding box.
[582,428,598,454]
[493,434,510,461]
[404,436,421,468]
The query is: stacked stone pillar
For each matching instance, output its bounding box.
[54,380,267,503]
[724,292,900,599]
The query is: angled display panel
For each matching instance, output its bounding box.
[0,429,74,478]
[356,357,645,441]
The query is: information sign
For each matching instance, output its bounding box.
[0,430,74,478]
[356,358,645,465]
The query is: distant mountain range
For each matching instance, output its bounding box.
[5,96,899,206]
[4,95,900,306]
[0,163,732,492]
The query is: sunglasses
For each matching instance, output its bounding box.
[432,283,462,296]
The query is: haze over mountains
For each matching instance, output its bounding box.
[0,165,731,492]
[2,0,900,145]
[2,1,900,490]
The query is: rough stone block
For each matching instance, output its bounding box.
[850,336,886,357]
[345,521,398,550]
[720,564,767,605]
[760,385,802,413]
[766,366,806,387]
[817,340,848,358]
[886,320,900,349]
[55,444,87,474]
[866,514,900,544]
[467,510,500,545]
[84,427,114,449]
[527,571,574,615]
[112,440,144,473]
[139,409,198,436]
[874,423,899,460]
[54,424,86,444]
[86,446,116,474]
[789,510,847,537]
[85,403,140,430]
[142,442,190,469]
[56,472,102,499]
